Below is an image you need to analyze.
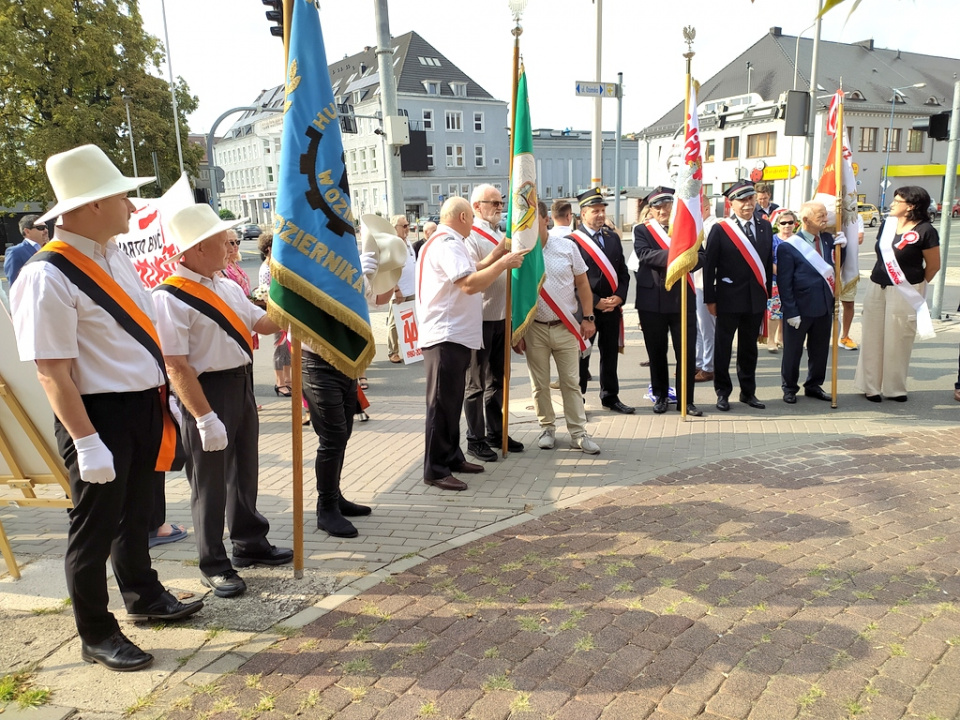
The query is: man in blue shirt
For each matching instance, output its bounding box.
[4,214,47,287]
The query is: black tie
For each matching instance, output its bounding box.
[595,231,604,249]
[743,220,755,243]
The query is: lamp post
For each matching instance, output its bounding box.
[160,0,185,174]
[122,95,141,198]
[881,82,926,212]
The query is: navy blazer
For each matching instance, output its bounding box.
[633,222,703,314]
[776,231,844,320]
[3,240,39,287]
[703,217,774,314]
[571,224,629,305]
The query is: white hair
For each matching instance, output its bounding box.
[471,184,499,205]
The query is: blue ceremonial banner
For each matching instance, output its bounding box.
[268,0,374,377]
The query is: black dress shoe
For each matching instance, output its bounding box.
[783,391,797,404]
[339,495,371,517]
[467,441,497,462]
[488,436,525,453]
[804,387,832,401]
[455,461,485,474]
[81,630,153,672]
[865,394,882,403]
[680,404,703,417]
[603,400,636,414]
[126,591,203,622]
[738,394,765,409]
[232,545,294,567]
[201,570,247,598]
[653,397,669,414]
[888,395,908,402]
[424,475,468,491]
[716,395,730,412]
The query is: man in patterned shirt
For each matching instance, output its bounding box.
[514,201,600,454]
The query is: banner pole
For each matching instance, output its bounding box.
[679,45,694,420]
[830,92,843,409]
[291,338,304,578]
[501,20,521,458]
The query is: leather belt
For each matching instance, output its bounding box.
[534,319,563,327]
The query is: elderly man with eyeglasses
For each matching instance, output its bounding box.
[5,214,48,287]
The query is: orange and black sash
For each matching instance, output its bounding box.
[155,276,254,361]
[32,240,182,472]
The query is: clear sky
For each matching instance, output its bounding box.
[140,0,958,138]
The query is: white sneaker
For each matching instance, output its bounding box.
[549,379,560,389]
[538,428,555,449]
[571,435,600,454]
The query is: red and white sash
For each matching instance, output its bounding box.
[645,220,695,293]
[878,221,935,339]
[569,230,618,293]
[784,236,835,295]
[538,290,587,351]
[471,225,501,247]
[719,218,767,294]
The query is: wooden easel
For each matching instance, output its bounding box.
[0,372,71,580]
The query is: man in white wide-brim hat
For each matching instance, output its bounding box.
[153,203,293,599]
[10,144,203,672]
[303,215,405,540]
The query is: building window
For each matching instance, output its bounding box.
[722,136,739,161]
[556,185,563,197]
[704,139,715,162]
[450,82,467,97]
[370,146,378,172]
[908,129,925,152]
[430,183,441,203]
[884,127,902,153]
[360,149,367,172]
[474,112,484,132]
[423,81,440,95]
[747,131,776,158]
[426,144,435,169]
[703,183,713,198]
[859,127,878,152]
[422,109,433,130]
[445,111,463,132]
[448,183,459,197]
[460,183,470,197]
[446,144,465,168]
[350,151,357,174]
[267,167,274,183]
[544,186,552,199]
[474,145,486,168]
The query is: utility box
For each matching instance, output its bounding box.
[783,90,810,137]
[384,115,410,146]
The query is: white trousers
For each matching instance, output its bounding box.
[696,287,716,372]
[854,281,925,398]
[524,321,587,438]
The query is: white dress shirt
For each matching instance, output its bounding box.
[12,228,166,394]
[153,265,266,374]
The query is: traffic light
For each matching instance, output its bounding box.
[262,0,283,38]
[338,103,357,134]
[930,112,951,141]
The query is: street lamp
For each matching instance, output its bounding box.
[881,82,926,211]
[122,95,141,198]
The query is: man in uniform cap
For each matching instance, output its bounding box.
[11,144,202,672]
[153,204,293,599]
[569,188,633,414]
[633,186,704,416]
[703,180,774,411]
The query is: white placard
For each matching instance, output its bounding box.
[391,300,422,364]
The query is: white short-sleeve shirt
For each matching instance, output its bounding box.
[537,236,588,322]
[415,225,483,349]
[153,265,265,374]
[11,229,166,394]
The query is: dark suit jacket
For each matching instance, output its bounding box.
[776,231,844,320]
[754,203,780,223]
[3,240,39,287]
[571,224,629,306]
[703,217,774,314]
[633,222,703,314]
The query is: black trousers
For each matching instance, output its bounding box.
[55,390,166,644]
[464,320,505,443]
[713,311,764,398]
[301,351,356,511]
[638,309,697,405]
[781,314,832,394]
[580,307,622,402]
[180,366,270,577]
[423,342,471,480]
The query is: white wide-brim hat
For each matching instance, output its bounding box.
[164,204,243,266]
[38,144,156,223]
[360,214,409,295]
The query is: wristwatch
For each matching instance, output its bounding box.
[584,315,595,322]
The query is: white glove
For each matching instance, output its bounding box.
[787,316,801,329]
[168,394,183,428]
[360,251,378,277]
[196,411,228,452]
[833,231,847,248]
[74,433,115,484]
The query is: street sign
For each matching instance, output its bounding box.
[761,165,798,181]
[576,81,619,98]
[262,201,270,209]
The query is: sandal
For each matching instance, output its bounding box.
[148,523,188,548]
[359,377,369,390]
[356,411,369,422]
[274,385,293,397]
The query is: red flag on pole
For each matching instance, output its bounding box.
[665,76,704,290]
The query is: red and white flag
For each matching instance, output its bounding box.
[665,76,704,291]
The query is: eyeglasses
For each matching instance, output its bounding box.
[32,225,48,231]
[480,200,504,207]
[227,240,240,246]
[398,224,410,229]
[778,220,795,226]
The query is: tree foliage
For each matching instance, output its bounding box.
[0,0,203,205]
[219,208,236,220]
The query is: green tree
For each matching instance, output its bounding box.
[0,0,203,206]
[219,208,237,220]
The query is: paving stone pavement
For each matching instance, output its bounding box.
[5,235,960,719]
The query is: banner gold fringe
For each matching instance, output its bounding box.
[510,274,546,346]
[664,232,704,291]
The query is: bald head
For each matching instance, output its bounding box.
[440,197,473,237]
[423,221,438,239]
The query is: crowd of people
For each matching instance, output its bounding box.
[1,138,946,673]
